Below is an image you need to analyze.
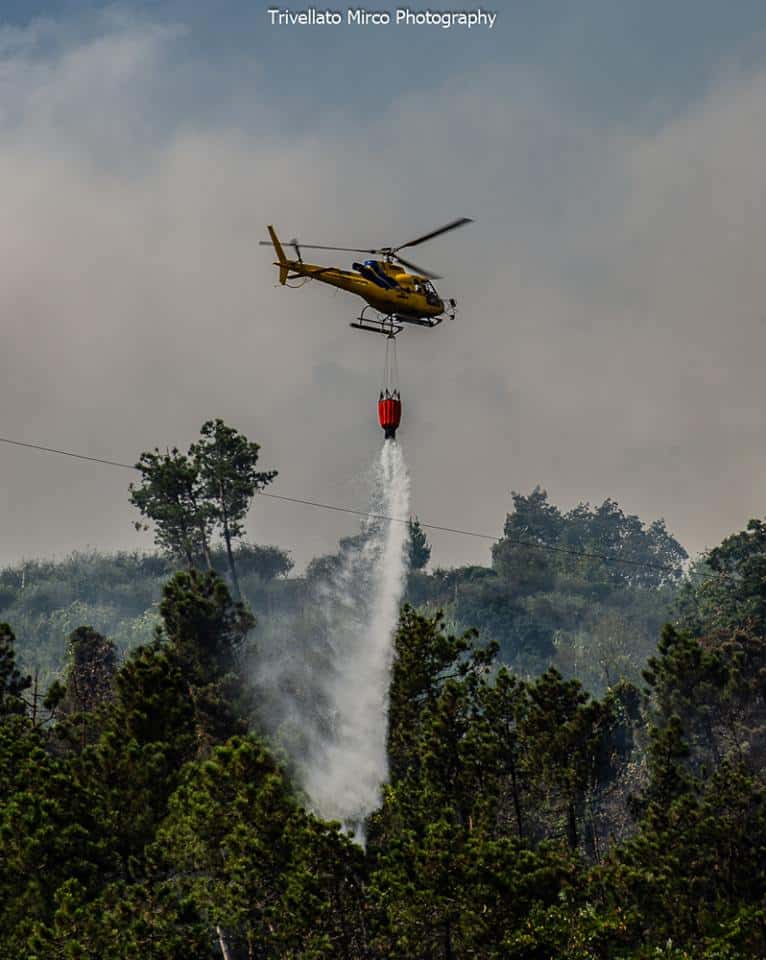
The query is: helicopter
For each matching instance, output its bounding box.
[260,218,472,337]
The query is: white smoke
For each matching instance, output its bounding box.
[302,440,410,834]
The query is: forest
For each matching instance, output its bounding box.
[1,421,765,958]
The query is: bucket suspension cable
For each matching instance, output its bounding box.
[378,336,402,439]
[391,335,400,393]
[380,335,400,400]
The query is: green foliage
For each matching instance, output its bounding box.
[130,420,278,599]
[386,606,494,781]
[157,736,367,958]
[160,570,253,677]
[221,542,293,582]
[402,488,684,690]
[61,627,116,713]
[493,488,687,591]
[678,519,766,638]
[50,626,117,751]
[157,735,297,954]
[2,487,681,704]
[642,623,766,791]
[130,447,211,569]
[191,418,277,598]
[157,569,255,747]
[0,622,31,716]
[0,543,289,693]
[370,607,605,958]
[7,497,766,956]
[407,517,431,571]
[586,762,766,954]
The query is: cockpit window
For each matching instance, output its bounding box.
[421,280,439,304]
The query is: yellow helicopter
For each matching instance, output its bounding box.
[261,218,472,336]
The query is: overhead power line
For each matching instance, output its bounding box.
[0,437,136,471]
[0,434,693,578]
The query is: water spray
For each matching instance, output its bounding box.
[252,338,411,840]
[303,440,410,838]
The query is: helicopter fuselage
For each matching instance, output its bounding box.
[276,257,445,318]
[264,222,469,330]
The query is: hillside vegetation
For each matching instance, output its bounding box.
[0,508,765,956]
[3,487,683,700]
[3,423,763,957]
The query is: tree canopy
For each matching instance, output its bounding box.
[130,420,277,598]
[5,480,766,956]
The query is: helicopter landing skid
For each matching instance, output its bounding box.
[350,305,451,337]
[392,314,444,329]
[350,310,404,338]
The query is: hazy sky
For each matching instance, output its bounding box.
[2,1,766,571]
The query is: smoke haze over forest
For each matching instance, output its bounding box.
[3,3,766,570]
[7,6,766,956]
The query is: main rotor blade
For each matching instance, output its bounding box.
[395,217,473,251]
[258,240,377,254]
[394,255,441,279]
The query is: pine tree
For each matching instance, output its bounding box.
[0,622,30,717]
[130,447,213,569]
[407,517,431,571]
[191,419,277,599]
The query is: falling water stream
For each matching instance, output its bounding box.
[303,440,410,837]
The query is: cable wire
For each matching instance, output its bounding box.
[0,436,136,470]
[0,433,696,578]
